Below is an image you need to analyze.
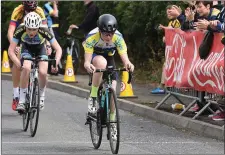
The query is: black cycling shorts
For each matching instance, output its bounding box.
[20,42,48,60]
[92,53,118,80]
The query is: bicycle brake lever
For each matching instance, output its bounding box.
[88,74,92,86]
[128,71,132,84]
[52,59,56,68]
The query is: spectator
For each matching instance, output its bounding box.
[209,13,225,32]
[188,1,221,113]
[182,1,199,30]
[68,0,100,37]
[194,1,220,31]
[44,0,59,40]
[209,4,225,32]
[212,1,223,10]
[43,0,60,75]
[182,1,220,31]
[208,4,225,121]
[151,5,185,94]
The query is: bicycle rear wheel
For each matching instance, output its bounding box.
[108,88,120,154]
[72,39,80,74]
[30,78,40,137]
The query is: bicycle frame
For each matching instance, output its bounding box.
[67,37,75,56]
[100,73,114,124]
[96,67,132,123]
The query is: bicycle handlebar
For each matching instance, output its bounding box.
[89,68,133,85]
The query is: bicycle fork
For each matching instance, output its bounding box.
[103,88,112,140]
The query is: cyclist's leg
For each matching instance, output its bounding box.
[38,45,48,110]
[17,45,32,111]
[11,46,21,110]
[88,53,107,114]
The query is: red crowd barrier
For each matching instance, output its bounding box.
[164,28,224,95]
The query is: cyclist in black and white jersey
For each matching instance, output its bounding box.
[8,12,62,111]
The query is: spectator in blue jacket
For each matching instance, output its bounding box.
[195,1,220,31]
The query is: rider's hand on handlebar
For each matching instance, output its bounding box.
[51,65,58,73]
[84,62,95,73]
[125,62,134,72]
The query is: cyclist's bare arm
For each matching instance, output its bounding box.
[84,53,92,64]
[84,53,95,73]
[7,24,16,43]
[8,41,20,68]
[119,53,134,72]
[50,40,62,65]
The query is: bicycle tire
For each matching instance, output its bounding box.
[72,39,80,74]
[22,102,30,132]
[108,88,120,154]
[30,78,40,137]
[23,78,31,132]
[89,86,103,149]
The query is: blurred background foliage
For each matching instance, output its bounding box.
[1,1,185,83]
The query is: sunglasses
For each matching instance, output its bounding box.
[101,32,114,37]
[27,28,38,31]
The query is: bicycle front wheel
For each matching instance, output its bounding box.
[23,79,31,131]
[30,78,40,137]
[89,109,103,149]
[108,88,120,154]
[89,87,103,149]
[22,104,30,131]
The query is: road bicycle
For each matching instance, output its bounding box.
[59,29,81,75]
[20,56,56,137]
[86,66,132,154]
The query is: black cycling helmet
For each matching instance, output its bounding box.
[98,14,117,33]
[23,1,38,11]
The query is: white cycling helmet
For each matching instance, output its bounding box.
[24,12,42,29]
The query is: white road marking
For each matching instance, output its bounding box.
[2,141,223,144]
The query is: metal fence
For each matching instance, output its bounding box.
[155,87,224,120]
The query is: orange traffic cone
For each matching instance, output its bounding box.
[118,71,137,98]
[2,50,11,73]
[61,55,78,83]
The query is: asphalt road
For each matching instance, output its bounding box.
[2,80,224,154]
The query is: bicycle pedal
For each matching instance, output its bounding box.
[85,121,90,125]
[85,115,91,125]
[85,119,90,125]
